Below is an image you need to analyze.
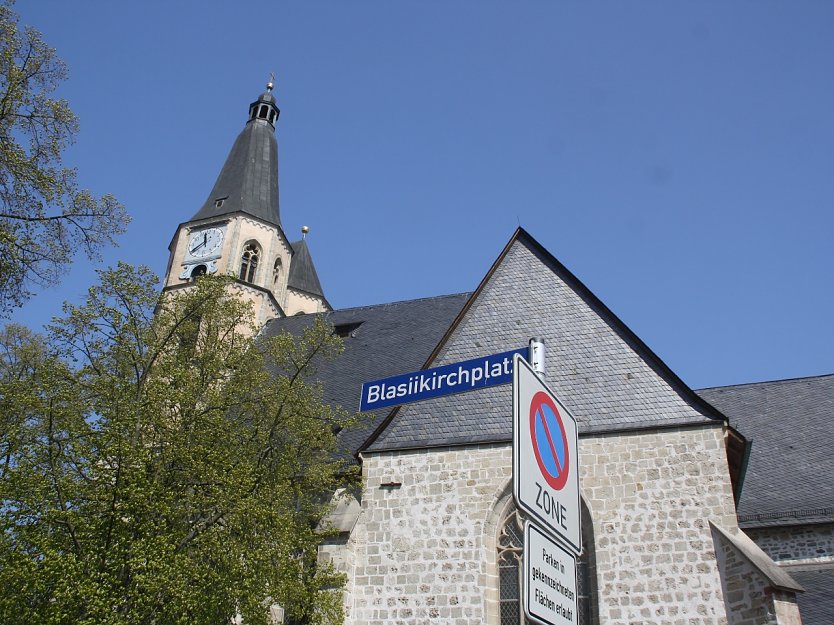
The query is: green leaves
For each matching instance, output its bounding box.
[0,1,129,315]
[1,269,357,624]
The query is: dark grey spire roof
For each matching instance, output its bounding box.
[191,88,281,226]
[287,238,325,298]
[697,374,834,527]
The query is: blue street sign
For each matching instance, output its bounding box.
[360,348,528,412]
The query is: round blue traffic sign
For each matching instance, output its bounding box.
[529,391,570,490]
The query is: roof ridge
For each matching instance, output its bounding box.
[327,291,472,315]
[697,372,834,392]
[738,507,834,522]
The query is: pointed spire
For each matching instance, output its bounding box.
[288,234,325,298]
[190,81,282,226]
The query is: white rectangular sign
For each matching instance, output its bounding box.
[524,521,578,625]
[513,354,581,553]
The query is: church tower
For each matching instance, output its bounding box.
[163,81,331,326]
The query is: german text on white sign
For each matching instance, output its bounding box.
[524,522,578,625]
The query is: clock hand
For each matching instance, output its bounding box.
[190,234,207,253]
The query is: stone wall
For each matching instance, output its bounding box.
[346,443,510,624]
[319,533,357,624]
[772,593,803,625]
[713,528,778,625]
[339,423,739,625]
[747,523,834,565]
[581,425,738,624]
[712,531,805,625]
[286,287,328,316]
[711,521,805,625]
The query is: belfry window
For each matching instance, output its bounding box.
[239,242,260,283]
[497,503,595,625]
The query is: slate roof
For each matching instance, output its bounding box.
[364,230,724,452]
[790,568,834,625]
[263,229,729,456]
[191,91,281,226]
[260,293,470,455]
[261,228,834,531]
[697,374,834,527]
[287,239,325,298]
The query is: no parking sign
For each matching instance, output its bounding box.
[513,354,581,554]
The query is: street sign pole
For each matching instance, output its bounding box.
[513,354,581,553]
[514,352,581,625]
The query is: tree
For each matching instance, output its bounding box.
[0,267,358,625]
[0,0,128,315]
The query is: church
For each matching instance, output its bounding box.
[163,84,833,625]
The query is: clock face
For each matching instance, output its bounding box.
[187,227,224,259]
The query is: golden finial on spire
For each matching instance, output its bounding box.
[266,72,275,92]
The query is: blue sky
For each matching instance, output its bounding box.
[11,1,834,389]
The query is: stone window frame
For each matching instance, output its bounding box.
[239,240,261,284]
[271,255,286,304]
[272,256,283,289]
[484,481,599,625]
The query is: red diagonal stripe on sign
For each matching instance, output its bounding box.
[537,405,563,476]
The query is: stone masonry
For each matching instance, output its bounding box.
[582,425,738,624]
[337,422,739,625]
[311,234,806,623]
[713,534,782,625]
[747,524,834,566]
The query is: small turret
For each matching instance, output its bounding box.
[248,77,280,127]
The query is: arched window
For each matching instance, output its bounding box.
[190,264,207,280]
[497,507,525,624]
[497,502,596,625]
[239,242,260,283]
[272,257,283,289]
